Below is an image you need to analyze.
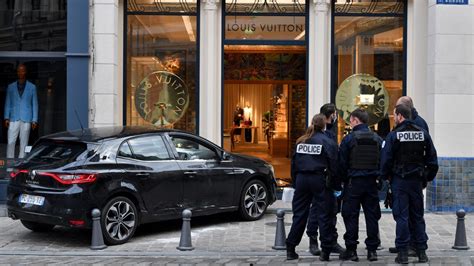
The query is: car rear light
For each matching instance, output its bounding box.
[69,220,85,227]
[9,169,28,179]
[38,172,97,184]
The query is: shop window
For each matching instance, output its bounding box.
[125,1,198,133]
[331,0,406,142]
[0,60,67,145]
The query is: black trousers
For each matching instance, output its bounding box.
[341,177,381,251]
[391,177,428,251]
[286,173,335,252]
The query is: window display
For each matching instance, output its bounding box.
[331,1,406,141]
[125,1,198,133]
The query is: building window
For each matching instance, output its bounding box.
[125,0,198,133]
[331,0,406,141]
[0,0,67,51]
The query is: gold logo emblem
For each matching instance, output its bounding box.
[335,73,389,126]
[135,71,189,126]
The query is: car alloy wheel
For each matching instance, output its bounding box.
[101,196,138,245]
[240,180,268,221]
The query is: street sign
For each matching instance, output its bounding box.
[437,0,469,4]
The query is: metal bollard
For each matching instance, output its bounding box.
[177,209,194,251]
[90,208,107,250]
[272,209,287,250]
[452,209,470,250]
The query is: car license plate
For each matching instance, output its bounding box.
[19,194,45,206]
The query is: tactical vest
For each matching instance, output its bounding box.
[394,123,426,165]
[349,131,380,170]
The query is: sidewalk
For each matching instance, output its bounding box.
[0,201,472,264]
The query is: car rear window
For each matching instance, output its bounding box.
[24,140,89,163]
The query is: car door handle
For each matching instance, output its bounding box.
[184,171,197,177]
[136,172,150,178]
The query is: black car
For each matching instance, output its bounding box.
[7,126,277,244]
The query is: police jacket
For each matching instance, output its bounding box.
[412,108,429,133]
[380,120,438,181]
[290,131,341,190]
[338,124,382,180]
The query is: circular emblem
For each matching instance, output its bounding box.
[335,73,390,126]
[134,71,189,126]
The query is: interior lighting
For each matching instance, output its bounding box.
[294,30,305,40]
[182,15,196,42]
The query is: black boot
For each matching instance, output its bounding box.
[330,242,345,254]
[319,250,330,261]
[417,250,429,263]
[309,236,321,256]
[395,250,409,264]
[339,248,359,261]
[286,245,299,260]
[367,250,378,261]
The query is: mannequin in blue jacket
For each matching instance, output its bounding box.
[4,64,38,158]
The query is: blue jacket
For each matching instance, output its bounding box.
[4,80,38,123]
[338,124,382,180]
[380,120,438,181]
[412,108,429,133]
[291,131,341,190]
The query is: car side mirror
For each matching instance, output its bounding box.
[221,151,231,161]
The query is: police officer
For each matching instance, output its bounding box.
[306,103,344,256]
[389,96,430,256]
[338,108,382,262]
[287,114,341,261]
[380,104,438,264]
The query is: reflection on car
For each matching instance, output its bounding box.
[6,126,277,245]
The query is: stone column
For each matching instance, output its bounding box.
[89,0,121,127]
[427,1,474,156]
[200,0,222,144]
[308,0,331,123]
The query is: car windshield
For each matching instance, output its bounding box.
[24,140,89,164]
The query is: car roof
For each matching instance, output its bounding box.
[39,126,186,143]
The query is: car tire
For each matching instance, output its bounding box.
[239,179,269,221]
[20,220,55,232]
[101,196,138,245]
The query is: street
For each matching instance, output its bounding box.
[0,202,472,264]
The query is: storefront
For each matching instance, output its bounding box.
[92,0,474,211]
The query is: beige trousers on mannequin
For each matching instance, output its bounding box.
[7,121,31,158]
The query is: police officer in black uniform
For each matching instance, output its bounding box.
[306,103,344,256]
[389,96,430,256]
[287,114,341,261]
[338,108,382,262]
[380,104,438,264]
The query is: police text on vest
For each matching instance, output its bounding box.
[396,131,424,142]
[296,144,322,154]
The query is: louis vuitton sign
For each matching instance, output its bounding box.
[225,16,306,41]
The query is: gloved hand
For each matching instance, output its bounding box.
[384,187,393,209]
[333,190,342,198]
